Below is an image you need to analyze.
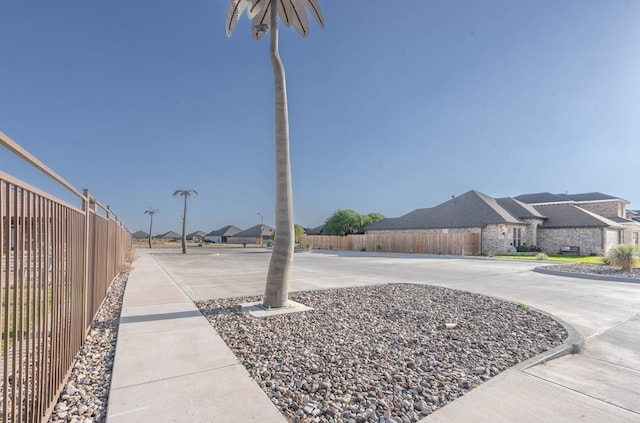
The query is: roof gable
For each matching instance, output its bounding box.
[206,225,242,236]
[559,192,626,203]
[232,224,274,237]
[367,190,523,231]
[514,192,571,205]
[534,204,622,228]
[496,198,546,220]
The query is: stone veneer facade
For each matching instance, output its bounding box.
[537,227,604,256]
[576,201,625,218]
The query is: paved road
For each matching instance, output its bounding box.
[120,248,640,422]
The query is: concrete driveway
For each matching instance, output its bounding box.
[142,248,640,422]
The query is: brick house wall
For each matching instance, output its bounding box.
[522,218,545,248]
[481,224,530,254]
[537,227,603,255]
[576,201,625,218]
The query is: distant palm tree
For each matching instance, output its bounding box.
[226,0,324,308]
[144,208,159,248]
[173,190,198,254]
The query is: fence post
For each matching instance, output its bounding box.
[82,189,91,332]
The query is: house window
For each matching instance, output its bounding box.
[512,228,522,247]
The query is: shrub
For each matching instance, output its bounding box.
[605,244,639,271]
[375,242,383,251]
[304,242,312,251]
[516,245,542,252]
[535,253,548,260]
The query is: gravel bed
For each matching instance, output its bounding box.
[48,272,128,423]
[197,283,567,423]
[542,263,640,280]
[45,262,635,423]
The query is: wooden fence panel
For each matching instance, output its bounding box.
[300,233,480,256]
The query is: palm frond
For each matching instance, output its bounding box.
[250,1,270,40]
[227,0,324,39]
[226,0,251,36]
[305,0,325,29]
[247,0,268,18]
[281,0,310,38]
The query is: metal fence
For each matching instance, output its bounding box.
[1,130,130,422]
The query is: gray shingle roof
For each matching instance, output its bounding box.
[206,225,242,237]
[366,190,524,231]
[514,192,571,204]
[131,230,149,239]
[559,192,625,202]
[157,231,181,238]
[496,198,546,220]
[516,191,628,205]
[231,224,274,237]
[533,204,622,228]
[305,224,325,235]
[607,216,636,224]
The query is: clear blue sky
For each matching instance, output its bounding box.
[2,1,639,234]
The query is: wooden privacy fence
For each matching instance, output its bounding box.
[1,130,131,423]
[300,233,480,256]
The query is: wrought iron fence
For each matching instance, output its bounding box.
[1,130,130,422]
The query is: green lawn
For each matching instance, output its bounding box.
[2,286,49,351]
[493,254,605,264]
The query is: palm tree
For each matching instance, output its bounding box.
[226,0,325,308]
[173,190,198,254]
[144,208,159,248]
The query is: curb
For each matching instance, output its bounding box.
[534,266,640,284]
[517,310,584,370]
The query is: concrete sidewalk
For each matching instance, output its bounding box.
[107,252,285,422]
[107,249,640,422]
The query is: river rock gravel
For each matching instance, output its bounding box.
[47,272,128,423]
[196,283,567,423]
[542,263,640,280]
[47,261,636,423]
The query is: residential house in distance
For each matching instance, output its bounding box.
[155,231,181,242]
[365,190,639,255]
[228,224,274,246]
[186,231,207,242]
[514,192,640,254]
[205,225,242,243]
[131,230,149,240]
[305,224,325,235]
[366,190,529,254]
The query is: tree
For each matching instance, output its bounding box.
[226,0,325,308]
[367,212,385,224]
[173,190,198,254]
[324,210,385,236]
[294,223,305,244]
[144,208,159,248]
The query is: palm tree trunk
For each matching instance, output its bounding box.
[148,216,153,249]
[264,0,294,308]
[181,196,187,254]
